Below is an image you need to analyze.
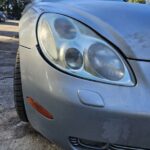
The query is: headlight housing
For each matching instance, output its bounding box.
[37,13,135,86]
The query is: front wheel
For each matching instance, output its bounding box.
[14,51,28,122]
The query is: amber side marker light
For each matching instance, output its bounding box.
[27,97,54,120]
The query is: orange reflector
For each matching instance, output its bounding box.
[27,97,54,120]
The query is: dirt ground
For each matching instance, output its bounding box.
[0,20,61,150]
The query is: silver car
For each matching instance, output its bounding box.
[14,0,150,149]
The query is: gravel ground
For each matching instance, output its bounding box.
[0,20,61,150]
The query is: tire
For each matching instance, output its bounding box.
[14,51,28,122]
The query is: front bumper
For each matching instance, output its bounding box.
[20,46,150,150]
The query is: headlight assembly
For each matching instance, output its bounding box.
[37,13,135,86]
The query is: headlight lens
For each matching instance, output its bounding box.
[37,13,135,86]
[86,42,125,81]
[54,17,77,39]
[65,48,83,70]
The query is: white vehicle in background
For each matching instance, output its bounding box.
[0,11,6,22]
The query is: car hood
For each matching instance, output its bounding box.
[36,1,150,60]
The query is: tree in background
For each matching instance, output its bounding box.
[128,0,146,3]
[0,0,31,19]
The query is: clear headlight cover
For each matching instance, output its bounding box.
[37,13,135,86]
